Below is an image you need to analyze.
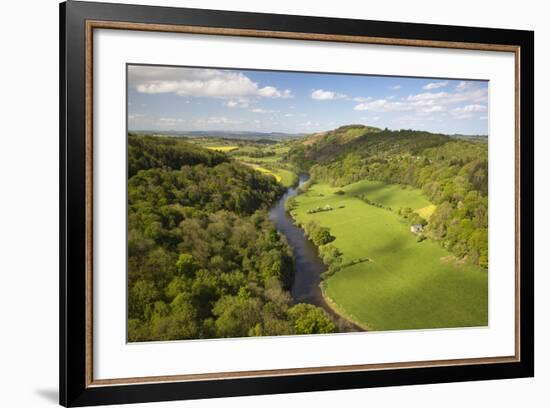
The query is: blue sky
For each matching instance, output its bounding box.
[128,65,488,135]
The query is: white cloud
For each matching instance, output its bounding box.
[450,104,487,120]
[422,105,445,113]
[150,117,187,127]
[390,85,401,90]
[224,99,249,108]
[311,89,347,100]
[354,85,487,116]
[456,81,470,91]
[128,113,145,120]
[453,104,487,113]
[352,96,373,102]
[423,81,448,90]
[300,121,321,127]
[159,117,185,122]
[210,117,242,125]
[406,91,450,102]
[284,113,294,117]
[129,66,293,99]
[258,86,293,98]
[250,108,278,114]
[194,116,244,126]
[406,88,488,108]
[134,70,256,97]
[354,99,412,112]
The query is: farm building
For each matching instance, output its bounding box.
[410,224,424,234]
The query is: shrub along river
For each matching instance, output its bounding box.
[268,174,361,332]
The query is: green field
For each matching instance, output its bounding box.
[272,168,298,188]
[291,180,488,331]
[241,163,297,188]
[343,180,432,210]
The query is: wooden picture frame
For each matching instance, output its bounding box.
[60,1,534,406]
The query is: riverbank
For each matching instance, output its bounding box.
[321,289,370,331]
[269,174,363,332]
[291,179,488,331]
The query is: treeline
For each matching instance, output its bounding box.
[301,220,336,247]
[128,133,228,177]
[356,194,393,212]
[299,221,346,281]
[299,220,369,281]
[128,135,336,341]
[298,126,488,268]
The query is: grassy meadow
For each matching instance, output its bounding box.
[271,168,298,187]
[291,180,488,331]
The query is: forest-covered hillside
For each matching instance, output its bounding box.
[127,135,336,342]
[288,125,488,268]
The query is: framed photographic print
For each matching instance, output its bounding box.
[59,1,534,406]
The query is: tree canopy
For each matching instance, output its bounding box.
[127,134,336,341]
[290,126,488,268]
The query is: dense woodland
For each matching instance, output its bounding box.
[289,125,488,268]
[127,134,336,342]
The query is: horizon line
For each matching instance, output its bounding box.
[128,127,489,137]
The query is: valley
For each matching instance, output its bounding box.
[127,124,489,340]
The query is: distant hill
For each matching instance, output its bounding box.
[292,124,488,269]
[302,124,382,147]
[131,130,305,141]
[297,125,452,164]
[449,134,488,143]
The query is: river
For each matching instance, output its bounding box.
[268,174,362,332]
